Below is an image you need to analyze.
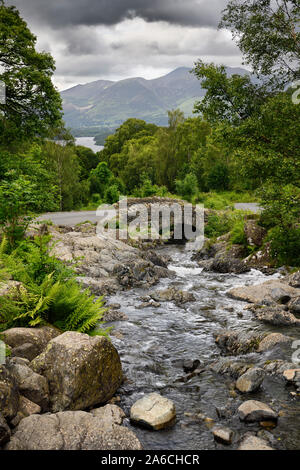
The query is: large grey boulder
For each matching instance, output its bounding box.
[238,434,273,450]
[238,400,278,423]
[5,410,142,450]
[31,331,123,412]
[130,393,176,430]
[1,327,60,361]
[236,368,265,393]
[7,361,49,411]
[228,280,298,304]
[0,365,19,421]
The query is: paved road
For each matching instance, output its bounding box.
[38,211,99,226]
[234,203,262,213]
[39,203,262,227]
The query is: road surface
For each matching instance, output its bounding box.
[38,211,99,226]
[234,203,262,213]
[39,203,262,227]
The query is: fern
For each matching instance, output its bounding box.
[0,236,108,336]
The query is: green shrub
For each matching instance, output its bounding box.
[205,210,249,241]
[229,220,247,245]
[267,226,300,267]
[104,184,120,204]
[175,173,199,201]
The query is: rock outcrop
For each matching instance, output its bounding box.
[5,408,142,450]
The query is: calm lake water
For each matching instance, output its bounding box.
[75,137,104,153]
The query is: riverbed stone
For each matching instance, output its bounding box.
[238,434,274,450]
[0,365,19,421]
[7,362,49,411]
[130,393,176,430]
[252,306,300,326]
[151,288,195,305]
[258,333,293,352]
[236,368,265,393]
[283,369,300,383]
[1,326,60,361]
[5,410,142,450]
[244,221,267,247]
[227,280,299,304]
[90,404,125,426]
[238,400,278,423]
[287,271,300,288]
[288,296,300,314]
[208,257,249,274]
[0,412,11,447]
[31,331,123,412]
[212,426,233,445]
[11,396,42,427]
[215,330,263,355]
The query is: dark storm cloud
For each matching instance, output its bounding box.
[5,0,242,90]
[7,0,229,28]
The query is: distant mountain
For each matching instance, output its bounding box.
[61,66,250,130]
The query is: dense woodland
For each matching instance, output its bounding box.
[0,1,299,334]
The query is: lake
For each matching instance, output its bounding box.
[75,137,104,153]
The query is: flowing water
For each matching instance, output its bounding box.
[107,245,300,450]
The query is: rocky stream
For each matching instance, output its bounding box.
[1,213,300,450]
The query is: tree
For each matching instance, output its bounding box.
[220,0,300,90]
[0,145,59,245]
[192,61,268,124]
[42,142,86,210]
[0,4,62,145]
[168,109,185,130]
[75,146,100,180]
[89,162,113,197]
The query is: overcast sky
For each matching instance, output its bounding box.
[7,0,243,90]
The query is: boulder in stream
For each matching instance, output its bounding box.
[258,333,293,352]
[228,280,298,304]
[238,434,274,450]
[130,392,176,430]
[236,367,265,393]
[238,400,278,423]
[212,426,233,445]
